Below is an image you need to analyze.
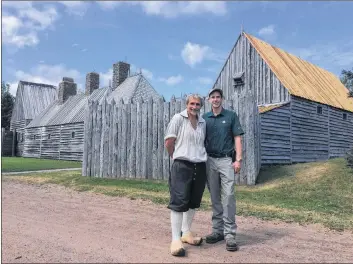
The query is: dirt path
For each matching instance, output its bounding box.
[2,180,353,263]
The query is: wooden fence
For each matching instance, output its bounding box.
[2,128,15,156]
[82,91,261,185]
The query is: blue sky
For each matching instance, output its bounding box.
[2,1,353,99]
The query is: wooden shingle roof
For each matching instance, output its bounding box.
[10,81,57,122]
[244,32,353,112]
[26,87,109,128]
[106,73,162,103]
[258,102,290,114]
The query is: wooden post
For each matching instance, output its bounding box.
[147,97,153,179]
[12,129,16,157]
[163,101,170,180]
[157,97,164,179]
[112,99,118,178]
[152,99,158,179]
[82,99,90,176]
[135,98,143,178]
[129,100,137,178]
[121,101,128,177]
[2,128,4,156]
[141,100,148,178]
[116,99,123,178]
[109,99,116,177]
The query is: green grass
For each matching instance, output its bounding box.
[1,157,82,172]
[3,157,353,231]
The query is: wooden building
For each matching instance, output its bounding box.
[10,81,57,156]
[213,31,353,164]
[23,61,161,161]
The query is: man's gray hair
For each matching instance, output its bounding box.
[186,93,204,107]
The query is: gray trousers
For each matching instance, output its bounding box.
[206,156,237,239]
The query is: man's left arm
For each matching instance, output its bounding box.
[232,112,244,173]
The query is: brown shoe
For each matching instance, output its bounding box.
[170,239,185,257]
[181,232,203,246]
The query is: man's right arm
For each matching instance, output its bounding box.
[164,114,180,158]
[165,138,176,157]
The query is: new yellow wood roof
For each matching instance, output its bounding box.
[258,102,290,114]
[244,33,353,113]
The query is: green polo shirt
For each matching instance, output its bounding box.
[202,108,244,156]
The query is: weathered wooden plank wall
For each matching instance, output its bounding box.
[212,33,290,105]
[291,96,330,163]
[260,103,291,164]
[23,123,84,161]
[10,119,31,156]
[328,106,353,158]
[23,127,42,158]
[82,93,261,185]
[1,129,14,156]
[39,126,61,159]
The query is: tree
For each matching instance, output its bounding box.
[1,81,15,129]
[340,68,353,97]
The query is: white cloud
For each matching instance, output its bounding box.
[177,1,227,16]
[8,82,20,96]
[258,25,275,38]
[2,15,39,48]
[18,6,58,30]
[2,2,59,49]
[81,48,88,52]
[8,64,83,95]
[181,42,210,67]
[99,64,154,87]
[58,1,89,16]
[141,69,154,80]
[181,42,225,67]
[158,75,184,86]
[130,64,154,80]
[99,68,113,87]
[97,1,227,18]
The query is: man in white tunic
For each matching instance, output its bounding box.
[164,94,207,257]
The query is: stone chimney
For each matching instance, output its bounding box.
[112,61,130,90]
[85,72,99,95]
[58,77,77,104]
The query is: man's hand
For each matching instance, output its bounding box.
[165,138,176,157]
[232,161,241,173]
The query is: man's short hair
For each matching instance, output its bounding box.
[186,94,204,107]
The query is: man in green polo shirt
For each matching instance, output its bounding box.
[202,88,244,252]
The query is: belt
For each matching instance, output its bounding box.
[174,159,205,165]
[208,152,233,158]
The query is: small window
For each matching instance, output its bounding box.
[48,134,51,139]
[317,106,322,114]
[34,135,36,140]
[71,131,75,138]
[21,133,23,142]
[233,71,245,87]
[343,113,347,120]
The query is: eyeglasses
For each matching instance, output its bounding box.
[189,102,201,106]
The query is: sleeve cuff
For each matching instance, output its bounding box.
[164,134,177,140]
